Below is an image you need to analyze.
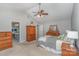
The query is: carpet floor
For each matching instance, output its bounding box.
[0,40,57,56]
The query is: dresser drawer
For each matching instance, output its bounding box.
[0,43,12,49]
[27,35,36,38]
[0,32,12,50]
[28,34,36,37]
[0,32,6,37]
[0,40,12,44]
[27,36,36,41]
[0,37,11,41]
[0,37,4,40]
[27,37,33,41]
[6,32,12,35]
[0,32,12,36]
[27,30,36,35]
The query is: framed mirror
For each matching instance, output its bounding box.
[49,25,58,31]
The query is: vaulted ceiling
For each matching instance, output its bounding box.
[0,3,74,22]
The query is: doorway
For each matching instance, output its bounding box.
[12,22,20,44]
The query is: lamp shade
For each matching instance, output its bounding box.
[37,15,41,18]
[66,30,78,39]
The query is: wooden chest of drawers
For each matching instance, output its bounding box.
[0,32,12,51]
[26,26,36,42]
[61,42,77,56]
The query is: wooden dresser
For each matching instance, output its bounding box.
[61,42,77,56]
[26,26,36,42]
[0,32,12,51]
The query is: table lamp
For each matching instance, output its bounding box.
[66,30,78,47]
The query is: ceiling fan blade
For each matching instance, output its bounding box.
[32,12,37,13]
[33,12,36,13]
[42,13,48,15]
[34,14,38,16]
[34,13,40,16]
[32,3,48,17]
[40,10,44,13]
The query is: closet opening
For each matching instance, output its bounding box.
[11,22,20,45]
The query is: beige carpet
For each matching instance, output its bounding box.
[0,40,57,56]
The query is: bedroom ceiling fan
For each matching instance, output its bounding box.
[33,3,48,18]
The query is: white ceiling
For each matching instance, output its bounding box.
[26,3,74,22]
[0,3,37,11]
[0,3,74,22]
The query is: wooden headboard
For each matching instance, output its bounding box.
[46,25,60,36]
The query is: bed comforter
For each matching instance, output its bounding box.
[38,35,61,54]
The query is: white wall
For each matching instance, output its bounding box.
[71,4,79,31]
[71,4,79,37]
[0,9,30,43]
[0,3,73,43]
[43,19,71,34]
[28,3,73,34]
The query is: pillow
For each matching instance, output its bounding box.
[58,34,65,40]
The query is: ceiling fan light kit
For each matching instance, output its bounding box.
[33,3,48,18]
[37,14,41,18]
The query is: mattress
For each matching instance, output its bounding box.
[40,44,61,55]
[38,35,61,54]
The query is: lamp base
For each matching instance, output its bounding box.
[70,44,74,48]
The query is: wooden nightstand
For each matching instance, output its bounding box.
[61,42,77,56]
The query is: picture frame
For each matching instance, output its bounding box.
[49,25,58,31]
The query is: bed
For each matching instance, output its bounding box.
[38,35,62,54]
[38,25,62,55]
